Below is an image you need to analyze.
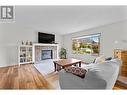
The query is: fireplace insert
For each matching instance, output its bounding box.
[41,50,53,60]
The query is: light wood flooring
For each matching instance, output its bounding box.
[0,64,126,89]
[0,64,57,89]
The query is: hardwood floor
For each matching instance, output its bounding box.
[0,65,18,89]
[0,64,54,89]
[113,83,127,90]
[0,64,126,89]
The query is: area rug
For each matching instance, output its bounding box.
[33,59,60,89]
[34,59,55,76]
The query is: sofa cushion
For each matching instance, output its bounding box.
[94,55,105,64]
[64,66,87,78]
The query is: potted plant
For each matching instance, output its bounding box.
[60,48,67,59]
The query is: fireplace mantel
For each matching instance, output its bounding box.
[33,43,59,47]
[32,43,59,63]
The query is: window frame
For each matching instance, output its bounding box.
[72,33,101,56]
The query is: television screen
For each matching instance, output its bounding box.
[38,32,55,44]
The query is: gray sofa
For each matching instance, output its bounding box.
[59,59,122,89]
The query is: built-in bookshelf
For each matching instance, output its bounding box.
[18,45,33,65]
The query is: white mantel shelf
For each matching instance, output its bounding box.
[32,43,59,63]
[33,43,59,47]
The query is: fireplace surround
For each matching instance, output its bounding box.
[33,43,59,63]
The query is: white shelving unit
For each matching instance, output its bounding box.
[18,45,33,65]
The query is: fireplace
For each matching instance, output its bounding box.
[33,43,59,63]
[41,50,53,60]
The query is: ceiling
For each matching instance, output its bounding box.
[15,6,127,35]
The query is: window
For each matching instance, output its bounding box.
[72,33,101,55]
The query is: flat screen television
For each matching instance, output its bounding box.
[38,32,55,44]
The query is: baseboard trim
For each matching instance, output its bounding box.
[0,64,18,68]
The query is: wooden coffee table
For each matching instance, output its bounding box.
[53,58,82,71]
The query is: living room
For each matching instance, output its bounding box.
[0,6,127,90]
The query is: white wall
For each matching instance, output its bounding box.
[1,20,127,67]
[0,23,63,67]
[63,20,127,62]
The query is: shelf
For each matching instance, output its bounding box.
[19,61,33,64]
[33,43,58,47]
[19,45,33,64]
[20,57,26,58]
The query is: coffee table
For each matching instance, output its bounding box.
[53,58,82,71]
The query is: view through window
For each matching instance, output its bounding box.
[72,33,100,55]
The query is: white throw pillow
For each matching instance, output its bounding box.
[94,55,105,64]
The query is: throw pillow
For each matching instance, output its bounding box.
[94,55,105,64]
[64,66,87,78]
